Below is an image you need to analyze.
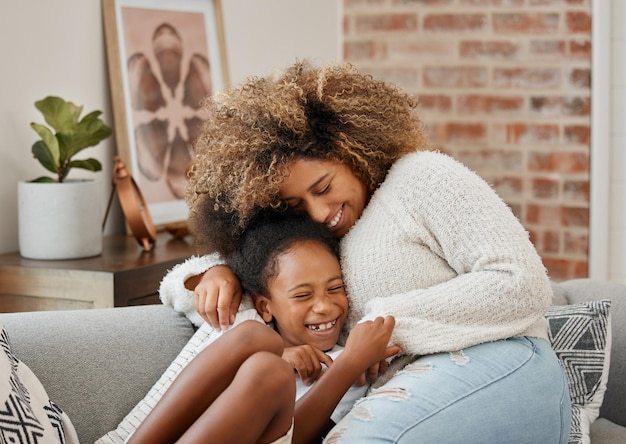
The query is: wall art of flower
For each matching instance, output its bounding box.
[121,7,213,205]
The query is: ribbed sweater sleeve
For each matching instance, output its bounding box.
[340,151,552,355]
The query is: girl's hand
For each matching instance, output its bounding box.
[187,265,243,331]
[344,316,402,384]
[282,345,334,386]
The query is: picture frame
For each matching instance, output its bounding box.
[102,0,229,227]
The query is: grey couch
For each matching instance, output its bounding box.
[1,278,625,444]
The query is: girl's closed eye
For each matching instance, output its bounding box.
[328,284,346,293]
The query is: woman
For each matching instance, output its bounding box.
[160,61,572,443]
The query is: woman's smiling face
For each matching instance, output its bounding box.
[279,159,369,238]
[255,240,348,351]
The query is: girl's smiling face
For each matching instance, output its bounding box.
[254,239,348,351]
[279,158,369,237]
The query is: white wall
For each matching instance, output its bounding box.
[0,0,341,254]
[591,0,626,285]
[1,0,621,284]
[609,0,626,284]
[223,0,342,86]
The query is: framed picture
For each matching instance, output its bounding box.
[102,0,229,227]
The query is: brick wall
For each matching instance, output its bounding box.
[343,0,592,281]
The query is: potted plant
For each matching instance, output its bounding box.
[18,96,113,260]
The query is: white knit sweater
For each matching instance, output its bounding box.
[160,151,551,358]
[338,150,551,357]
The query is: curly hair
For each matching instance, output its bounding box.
[227,209,340,297]
[187,60,429,255]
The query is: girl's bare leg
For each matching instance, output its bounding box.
[179,350,295,443]
[129,320,294,444]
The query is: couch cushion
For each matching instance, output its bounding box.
[0,305,195,444]
[546,300,612,444]
[551,281,569,305]
[96,320,221,443]
[590,418,626,444]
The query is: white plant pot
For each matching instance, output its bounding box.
[18,180,103,260]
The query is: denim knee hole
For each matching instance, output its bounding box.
[368,387,410,402]
[449,350,470,365]
[399,362,433,378]
[324,426,347,443]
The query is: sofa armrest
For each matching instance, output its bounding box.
[0,305,195,444]
[590,418,626,444]
[557,279,626,429]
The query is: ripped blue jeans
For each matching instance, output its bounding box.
[324,337,571,444]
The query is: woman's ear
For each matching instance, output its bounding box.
[253,294,274,323]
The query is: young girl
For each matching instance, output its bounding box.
[129,212,401,444]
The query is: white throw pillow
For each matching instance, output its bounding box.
[0,323,79,444]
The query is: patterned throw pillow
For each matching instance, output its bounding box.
[545,300,612,444]
[0,323,79,444]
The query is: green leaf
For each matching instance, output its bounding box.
[34,96,82,133]
[68,158,102,172]
[31,141,58,173]
[81,110,103,120]
[30,123,60,166]
[30,176,56,183]
[57,119,112,161]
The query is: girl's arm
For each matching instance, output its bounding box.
[282,344,334,386]
[292,317,402,444]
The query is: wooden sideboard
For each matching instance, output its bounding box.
[0,232,195,312]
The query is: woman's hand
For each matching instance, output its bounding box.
[282,345,334,386]
[356,357,391,386]
[187,265,243,331]
[344,316,402,385]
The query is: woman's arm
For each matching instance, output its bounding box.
[343,151,553,355]
[159,254,242,328]
[191,265,243,331]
